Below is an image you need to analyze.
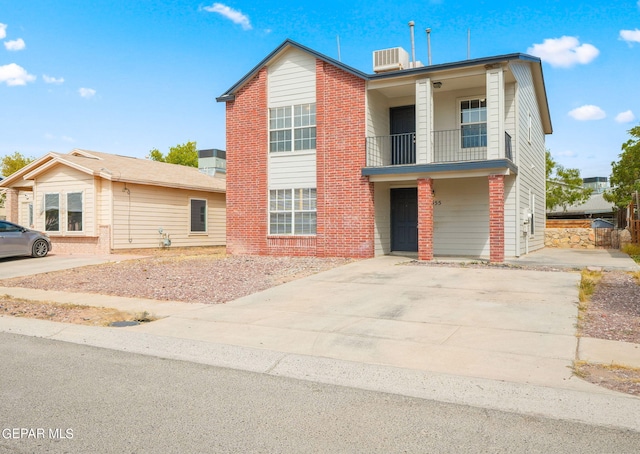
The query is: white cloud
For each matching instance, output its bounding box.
[0,63,36,86]
[568,105,606,121]
[44,133,75,142]
[4,38,25,51]
[527,36,599,68]
[0,23,6,40]
[556,150,577,158]
[43,74,64,84]
[203,3,252,30]
[615,110,635,123]
[620,29,640,43]
[78,87,96,98]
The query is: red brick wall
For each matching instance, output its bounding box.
[224,58,374,258]
[225,68,268,255]
[5,189,19,223]
[489,174,505,263]
[417,178,434,261]
[316,60,374,258]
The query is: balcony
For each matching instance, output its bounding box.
[365,131,513,167]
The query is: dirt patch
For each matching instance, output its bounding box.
[574,362,640,396]
[0,296,154,326]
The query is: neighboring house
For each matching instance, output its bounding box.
[546,193,616,221]
[217,39,552,262]
[0,149,226,254]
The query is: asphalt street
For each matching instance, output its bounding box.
[2,333,640,454]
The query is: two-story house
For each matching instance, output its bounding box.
[217,40,552,262]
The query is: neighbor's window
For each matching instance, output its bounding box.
[269,188,316,235]
[460,99,487,148]
[269,103,316,152]
[44,193,60,231]
[190,199,207,232]
[67,192,83,231]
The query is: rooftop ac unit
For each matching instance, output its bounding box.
[373,47,409,73]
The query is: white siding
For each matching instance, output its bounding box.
[267,48,317,192]
[415,78,431,164]
[486,68,505,160]
[503,175,517,257]
[510,61,546,254]
[433,88,486,131]
[33,165,96,235]
[374,182,391,255]
[111,182,225,249]
[366,89,390,138]
[268,48,316,107]
[269,152,316,189]
[433,178,490,257]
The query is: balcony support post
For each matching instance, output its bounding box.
[489,174,505,263]
[417,178,434,261]
[486,66,505,160]
[415,78,433,164]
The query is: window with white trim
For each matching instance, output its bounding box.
[67,192,83,231]
[269,103,316,152]
[190,199,207,233]
[269,188,316,235]
[460,99,487,148]
[44,193,60,232]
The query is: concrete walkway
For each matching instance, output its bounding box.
[1,250,639,431]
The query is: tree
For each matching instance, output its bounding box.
[603,125,640,208]
[148,141,198,167]
[546,150,592,212]
[1,151,35,177]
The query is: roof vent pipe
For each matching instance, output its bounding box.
[408,21,416,67]
[426,28,432,65]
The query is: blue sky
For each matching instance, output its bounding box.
[1,0,639,178]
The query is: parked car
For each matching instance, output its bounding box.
[0,220,52,259]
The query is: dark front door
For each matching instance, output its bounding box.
[390,105,416,165]
[391,188,418,252]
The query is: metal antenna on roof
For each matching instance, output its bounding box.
[408,21,416,67]
[426,28,432,65]
[467,28,471,59]
[336,35,341,62]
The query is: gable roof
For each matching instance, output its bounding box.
[216,39,552,134]
[0,149,225,193]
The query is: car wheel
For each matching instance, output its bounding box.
[32,239,49,258]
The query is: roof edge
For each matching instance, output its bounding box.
[216,39,368,103]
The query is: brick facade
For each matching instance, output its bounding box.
[488,174,505,263]
[225,68,268,255]
[315,60,374,258]
[225,58,374,258]
[417,178,434,261]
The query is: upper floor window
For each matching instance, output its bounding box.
[269,103,316,152]
[460,99,487,148]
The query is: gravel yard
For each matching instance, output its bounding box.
[0,247,352,305]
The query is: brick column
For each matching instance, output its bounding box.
[4,189,19,223]
[417,178,434,261]
[489,174,505,263]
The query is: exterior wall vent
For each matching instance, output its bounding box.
[373,47,410,73]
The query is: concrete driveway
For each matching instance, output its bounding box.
[131,255,593,391]
[0,253,143,279]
